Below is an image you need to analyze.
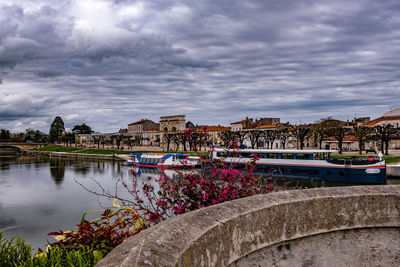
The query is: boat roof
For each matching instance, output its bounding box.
[213,148,337,154]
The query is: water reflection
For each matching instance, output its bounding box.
[49,159,65,185]
[0,155,129,250]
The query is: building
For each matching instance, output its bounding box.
[362,108,400,151]
[160,115,186,149]
[194,125,231,147]
[230,118,253,132]
[128,119,159,146]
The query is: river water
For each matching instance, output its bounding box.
[0,154,137,250]
[1,154,398,250]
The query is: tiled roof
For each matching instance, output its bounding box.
[128,119,146,125]
[257,125,277,129]
[231,119,251,125]
[362,116,400,127]
[194,126,230,132]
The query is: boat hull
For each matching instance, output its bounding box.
[201,159,386,184]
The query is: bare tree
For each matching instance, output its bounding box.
[276,128,290,149]
[311,123,330,149]
[234,131,247,148]
[177,133,187,151]
[163,133,174,151]
[327,127,352,154]
[171,133,180,151]
[373,124,399,155]
[353,126,373,154]
[247,130,263,149]
[218,131,236,147]
[261,130,278,149]
[291,126,312,150]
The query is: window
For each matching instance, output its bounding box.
[296,153,310,160]
[267,153,278,159]
[281,153,293,159]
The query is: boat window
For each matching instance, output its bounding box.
[281,153,293,159]
[296,153,310,160]
[267,153,279,159]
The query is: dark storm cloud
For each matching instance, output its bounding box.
[1,0,400,132]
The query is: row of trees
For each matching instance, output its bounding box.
[217,122,400,155]
[162,127,209,151]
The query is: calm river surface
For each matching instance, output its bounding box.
[0,154,137,250]
[1,154,398,250]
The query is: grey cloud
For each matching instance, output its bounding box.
[1,0,400,133]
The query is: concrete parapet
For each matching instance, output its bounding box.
[98,185,400,266]
[388,165,400,177]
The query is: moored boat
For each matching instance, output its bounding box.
[127,153,201,168]
[202,148,386,184]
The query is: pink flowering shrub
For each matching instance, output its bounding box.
[113,155,276,224]
[79,152,277,226]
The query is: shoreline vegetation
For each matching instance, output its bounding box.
[33,145,400,164]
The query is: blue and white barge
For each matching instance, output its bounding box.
[204,148,386,184]
[127,153,201,168]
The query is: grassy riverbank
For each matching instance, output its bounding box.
[331,154,400,164]
[36,145,207,156]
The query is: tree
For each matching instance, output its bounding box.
[72,123,93,134]
[49,116,65,143]
[311,124,329,149]
[373,124,399,155]
[247,130,262,149]
[171,134,180,151]
[261,130,278,149]
[177,133,187,151]
[0,129,11,140]
[218,131,236,147]
[327,126,352,154]
[233,131,247,148]
[163,133,174,151]
[291,126,312,150]
[276,128,290,149]
[353,126,373,154]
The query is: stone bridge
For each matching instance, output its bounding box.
[0,142,45,152]
[98,185,400,266]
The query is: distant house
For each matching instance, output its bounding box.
[230,117,253,132]
[362,108,400,150]
[128,119,159,146]
[194,125,231,146]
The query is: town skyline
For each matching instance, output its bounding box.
[1,0,400,133]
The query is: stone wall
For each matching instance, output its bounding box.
[98,185,400,266]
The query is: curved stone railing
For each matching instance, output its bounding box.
[98,185,400,266]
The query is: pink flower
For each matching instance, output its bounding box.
[268,184,273,190]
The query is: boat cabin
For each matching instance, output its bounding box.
[212,149,337,161]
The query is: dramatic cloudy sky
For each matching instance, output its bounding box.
[1,0,400,133]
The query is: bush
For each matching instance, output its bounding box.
[79,151,277,225]
[0,231,102,266]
